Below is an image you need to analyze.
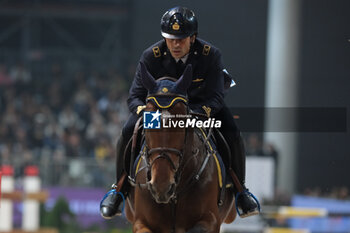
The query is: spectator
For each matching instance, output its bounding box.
[106,111,122,143]
[9,63,32,92]
[64,128,85,158]
[58,104,84,131]
[0,144,13,165]
[0,64,13,87]
[246,133,264,155]
[73,82,93,119]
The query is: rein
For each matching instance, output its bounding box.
[128,116,145,187]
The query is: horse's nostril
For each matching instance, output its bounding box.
[147,182,154,193]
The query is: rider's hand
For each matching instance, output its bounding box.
[137,105,146,115]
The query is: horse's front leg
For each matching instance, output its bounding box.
[133,220,153,233]
[186,211,220,233]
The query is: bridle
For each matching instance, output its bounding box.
[131,77,212,202]
[143,89,190,185]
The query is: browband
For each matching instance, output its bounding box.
[146,95,188,109]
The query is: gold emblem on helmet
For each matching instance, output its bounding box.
[162,87,169,93]
[172,22,180,30]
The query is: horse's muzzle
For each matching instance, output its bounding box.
[147,181,176,204]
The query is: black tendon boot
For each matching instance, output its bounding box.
[231,135,260,218]
[100,134,129,219]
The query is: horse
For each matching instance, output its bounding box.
[124,63,236,233]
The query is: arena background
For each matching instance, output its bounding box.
[0,0,349,232]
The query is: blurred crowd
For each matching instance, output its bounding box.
[0,62,130,186]
[302,186,350,200]
[0,61,288,190]
[1,62,280,187]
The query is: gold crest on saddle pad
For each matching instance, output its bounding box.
[172,22,180,30]
[161,87,169,93]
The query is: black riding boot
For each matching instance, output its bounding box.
[100,134,130,219]
[231,135,260,218]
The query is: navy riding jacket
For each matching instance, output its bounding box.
[127,38,226,116]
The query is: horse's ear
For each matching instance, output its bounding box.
[140,62,156,91]
[176,64,192,93]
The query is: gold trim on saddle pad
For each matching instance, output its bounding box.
[199,128,223,188]
[135,146,146,174]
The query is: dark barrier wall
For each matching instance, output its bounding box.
[297,0,350,192]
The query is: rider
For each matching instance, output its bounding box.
[100,6,260,219]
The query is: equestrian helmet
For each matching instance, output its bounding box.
[160,6,198,39]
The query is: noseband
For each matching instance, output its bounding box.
[147,147,183,171]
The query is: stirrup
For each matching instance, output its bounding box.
[111,183,126,213]
[235,189,261,217]
[100,189,126,215]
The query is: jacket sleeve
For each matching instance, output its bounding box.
[190,49,225,116]
[127,54,149,114]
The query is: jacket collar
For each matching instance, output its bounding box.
[161,40,200,78]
